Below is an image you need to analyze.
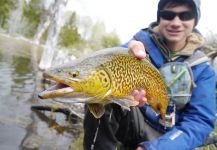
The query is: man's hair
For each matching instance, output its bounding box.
[157,0,201,26]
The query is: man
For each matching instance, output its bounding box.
[83,0,216,150]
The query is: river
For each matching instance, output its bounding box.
[0,34,82,150]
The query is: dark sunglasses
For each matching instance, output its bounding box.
[159,10,195,21]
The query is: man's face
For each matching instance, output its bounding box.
[158,5,195,46]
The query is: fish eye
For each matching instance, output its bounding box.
[69,71,79,78]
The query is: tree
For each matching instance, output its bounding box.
[202,31,217,58]
[58,12,81,48]
[101,31,121,48]
[0,0,16,28]
[87,21,121,50]
[87,21,106,50]
[22,0,41,37]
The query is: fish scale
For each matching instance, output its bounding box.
[38,47,168,120]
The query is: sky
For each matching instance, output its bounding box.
[67,0,217,42]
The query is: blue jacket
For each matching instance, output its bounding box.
[123,25,216,150]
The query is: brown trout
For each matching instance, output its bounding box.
[38,47,168,120]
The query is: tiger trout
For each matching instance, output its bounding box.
[38,47,168,120]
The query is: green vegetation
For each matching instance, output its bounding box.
[101,32,121,48]
[69,131,84,150]
[0,0,16,29]
[0,0,121,51]
[197,125,217,150]
[58,14,121,51]
[58,12,81,48]
[1,0,217,54]
[22,0,41,38]
[86,21,120,50]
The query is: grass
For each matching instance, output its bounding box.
[69,130,84,150]
[197,121,217,150]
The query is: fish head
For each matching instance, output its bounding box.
[38,62,111,101]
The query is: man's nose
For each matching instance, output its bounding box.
[170,16,182,26]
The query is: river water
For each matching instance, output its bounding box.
[0,34,82,150]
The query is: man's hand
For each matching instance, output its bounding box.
[131,89,147,107]
[136,146,145,150]
[128,40,146,59]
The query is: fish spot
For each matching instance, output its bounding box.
[100,72,106,76]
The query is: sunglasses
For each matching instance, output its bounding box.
[159,10,195,21]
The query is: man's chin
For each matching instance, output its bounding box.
[166,36,183,43]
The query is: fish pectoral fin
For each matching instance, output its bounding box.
[110,96,139,111]
[88,104,105,119]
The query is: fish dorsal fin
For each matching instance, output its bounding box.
[88,104,105,118]
[110,96,139,111]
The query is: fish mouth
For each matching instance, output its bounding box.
[38,72,75,99]
[38,82,74,99]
